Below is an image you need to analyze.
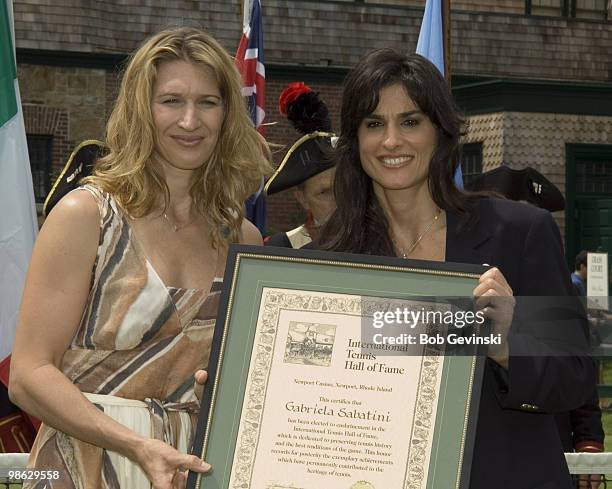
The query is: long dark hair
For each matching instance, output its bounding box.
[319,48,475,255]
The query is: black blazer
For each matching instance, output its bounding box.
[446,198,593,489]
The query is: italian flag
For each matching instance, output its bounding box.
[0,0,38,359]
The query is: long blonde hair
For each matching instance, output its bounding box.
[84,27,272,245]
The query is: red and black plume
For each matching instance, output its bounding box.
[278,82,332,134]
[264,82,336,196]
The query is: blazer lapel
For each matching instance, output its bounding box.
[445,205,494,266]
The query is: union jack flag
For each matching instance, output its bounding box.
[235,0,265,130]
[236,0,267,234]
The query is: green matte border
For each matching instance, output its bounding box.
[189,246,485,489]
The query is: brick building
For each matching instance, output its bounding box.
[13,0,612,263]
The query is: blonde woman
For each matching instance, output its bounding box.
[9,27,271,489]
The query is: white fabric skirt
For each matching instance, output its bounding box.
[84,393,192,488]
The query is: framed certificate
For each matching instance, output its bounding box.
[188,245,487,489]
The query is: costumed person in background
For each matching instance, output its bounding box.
[42,140,107,216]
[467,165,604,488]
[9,27,271,489]
[465,164,566,213]
[317,48,593,489]
[264,82,336,248]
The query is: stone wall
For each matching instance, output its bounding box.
[21,103,72,207]
[14,0,612,82]
[105,68,121,122]
[454,0,524,13]
[18,64,107,192]
[367,0,524,13]
[504,112,612,195]
[462,113,506,171]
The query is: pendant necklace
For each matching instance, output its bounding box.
[394,208,441,258]
[162,212,192,232]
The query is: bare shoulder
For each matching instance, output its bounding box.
[240,219,263,245]
[48,189,100,218]
[36,188,101,262]
[46,188,100,227]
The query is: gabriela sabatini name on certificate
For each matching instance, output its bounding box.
[226,288,471,489]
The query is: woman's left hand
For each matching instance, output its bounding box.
[474,267,515,369]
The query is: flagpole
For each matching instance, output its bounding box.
[242,0,252,30]
[443,0,451,84]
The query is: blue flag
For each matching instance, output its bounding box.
[416,0,463,189]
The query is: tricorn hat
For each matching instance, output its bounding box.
[264,82,336,195]
[465,165,565,212]
[43,140,107,216]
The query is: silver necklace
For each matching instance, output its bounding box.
[162,212,192,232]
[394,209,441,258]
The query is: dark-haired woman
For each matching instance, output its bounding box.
[319,48,592,489]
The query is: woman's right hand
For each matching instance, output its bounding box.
[136,438,211,489]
